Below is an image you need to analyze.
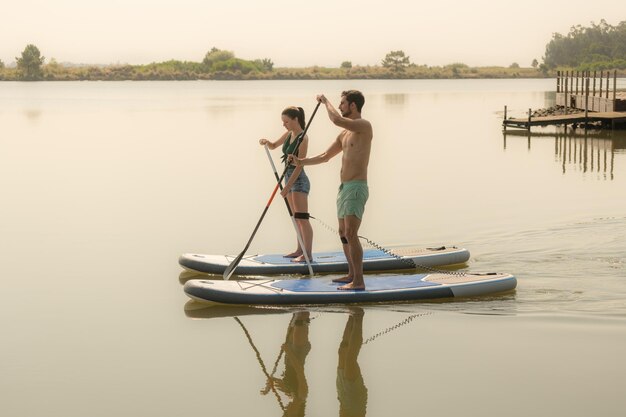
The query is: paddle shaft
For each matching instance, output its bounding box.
[223,101,321,280]
[234,317,286,412]
[264,144,313,275]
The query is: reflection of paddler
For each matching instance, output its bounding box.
[337,307,368,417]
[265,312,311,417]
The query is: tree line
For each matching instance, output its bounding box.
[0,46,547,81]
[543,19,626,70]
[0,45,275,81]
[2,22,625,81]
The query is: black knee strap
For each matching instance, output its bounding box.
[340,236,348,244]
[294,212,310,219]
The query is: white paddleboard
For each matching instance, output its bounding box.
[184,272,516,305]
[179,246,470,275]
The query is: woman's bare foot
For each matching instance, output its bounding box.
[332,276,353,283]
[284,250,302,258]
[291,254,312,263]
[338,282,365,291]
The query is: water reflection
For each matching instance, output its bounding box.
[503,128,626,180]
[336,308,367,417]
[257,311,311,416]
[186,305,370,416]
[23,108,42,121]
[383,94,406,105]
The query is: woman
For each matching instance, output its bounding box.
[259,106,313,263]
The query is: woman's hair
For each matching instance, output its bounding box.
[282,106,306,130]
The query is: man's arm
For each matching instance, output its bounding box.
[318,95,371,133]
[290,135,342,167]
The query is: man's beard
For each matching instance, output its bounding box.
[341,108,352,117]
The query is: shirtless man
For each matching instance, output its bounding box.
[288,90,372,290]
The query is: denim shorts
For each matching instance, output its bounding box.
[285,165,311,195]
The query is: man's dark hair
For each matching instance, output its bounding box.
[341,90,365,113]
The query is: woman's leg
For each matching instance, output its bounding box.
[284,193,302,257]
[291,191,313,262]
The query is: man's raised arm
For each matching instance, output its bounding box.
[317,94,370,133]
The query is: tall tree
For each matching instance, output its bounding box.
[381,50,410,72]
[16,44,45,80]
[543,19,626,68]
[260,58,274,71]
[202,47,235,70]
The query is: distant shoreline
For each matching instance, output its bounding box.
[0,66,553,81]
[2,66,625,82]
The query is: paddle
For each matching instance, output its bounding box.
[223,101,321,280]
[264,144,314,276]
[234,317,286,412]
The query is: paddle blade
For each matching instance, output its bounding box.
[223,251,245,280]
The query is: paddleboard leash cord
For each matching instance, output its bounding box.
[362,312,432,345]
[309,215,467,277]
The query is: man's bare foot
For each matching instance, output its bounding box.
[332,276,353,283]
[284,250,302,258]
[338,282,365,291]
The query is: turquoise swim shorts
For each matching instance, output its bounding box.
[336,180,369,219]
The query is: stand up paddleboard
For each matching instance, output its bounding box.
[184,272,516,305]
[179,246,469,275]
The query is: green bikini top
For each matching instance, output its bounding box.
[281,131,304,165]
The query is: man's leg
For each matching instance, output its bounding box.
[338,215,364,290]
[332,217,353,283]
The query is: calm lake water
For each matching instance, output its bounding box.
[1,80,625,417]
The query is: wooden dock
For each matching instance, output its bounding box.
[501,128,626,180]
[503,111,626,129]
[503,70,626,130]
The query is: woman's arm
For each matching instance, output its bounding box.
[259,130,290,150]
[281,136,308,196]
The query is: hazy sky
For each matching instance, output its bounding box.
[2,0,624,67]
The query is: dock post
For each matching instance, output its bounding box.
[527,108,532,131]
[563,71,569,114]
[593,70,597,97]
[606,71,610,99]
[503,105,507,131]
[585,77,589,126]
[599,70,603,97]
[613,70,617,102]
[556,70,560,92]
[575,71,579,95]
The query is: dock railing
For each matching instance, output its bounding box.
[556,70,621,112]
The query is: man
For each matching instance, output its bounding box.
[289,90,372,290]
